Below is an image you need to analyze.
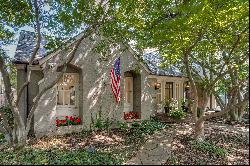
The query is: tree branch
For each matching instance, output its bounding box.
[0,55,22,127]
[197,86,238,124]
[16,0,42,107]
[25,16,103,131]
[213,92,225,110]
[183,33,203,121]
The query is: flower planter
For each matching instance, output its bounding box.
[123,112,140,120]
[56,116,81,127]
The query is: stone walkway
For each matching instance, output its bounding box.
[123,127,176,165]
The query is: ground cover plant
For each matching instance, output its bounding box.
[0,119,167,165]
[165,113,249,165]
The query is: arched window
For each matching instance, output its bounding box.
[56,73,79,107]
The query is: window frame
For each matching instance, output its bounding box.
[125,77,133,104]
[56,73,79,108]
[156,82,162,105]
[165,82,173,100]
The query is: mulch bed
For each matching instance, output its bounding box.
[28,129,126,151]
[153,112,192,124]
[164,119,249,165]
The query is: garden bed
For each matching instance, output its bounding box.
[0,120,167,165]
[165,120,249,165]
[153,112,192,124]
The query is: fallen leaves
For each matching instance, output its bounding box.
[164,116,249,165]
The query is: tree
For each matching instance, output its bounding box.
[0,0,112,148]
[107,0,249,140]
[160,0,249,140]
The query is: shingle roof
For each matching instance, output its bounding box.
[14,30,184,77]
[142,50,185,77]
[13,30,46,64]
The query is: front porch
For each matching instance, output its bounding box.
[149,75,189,113]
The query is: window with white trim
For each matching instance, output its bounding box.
[56,73,79,106]
[156,83,161,104]
[176,83,180,100]
[165,82,173,100]
[125,77,133,104]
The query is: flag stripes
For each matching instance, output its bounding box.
[110,57,121,103]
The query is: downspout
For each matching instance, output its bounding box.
[25,64,29,123]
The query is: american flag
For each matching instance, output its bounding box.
[110,57,121,103]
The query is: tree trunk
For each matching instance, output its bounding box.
[195,120,205,141]
[183,53,199,122]
[229,108,239,121]
[238,106,246,121]
[194,91,209,141]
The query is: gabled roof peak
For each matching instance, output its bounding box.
[13,30,46,64]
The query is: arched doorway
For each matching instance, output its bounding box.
[123,70,141,120]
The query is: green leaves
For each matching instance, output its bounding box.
[191,140,227,157]
[0,148,120,165]
[169,109,186,120]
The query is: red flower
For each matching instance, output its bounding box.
[124,112,140,120]
[70,116,74,122]
[65,116,69,119]
[76,117,81,123]
[56,119,61,127]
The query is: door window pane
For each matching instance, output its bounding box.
[165,82,173,100]
[156,83,161,104]
[125,77,132,103]
[70,86,76,105]
[57,91,64,105]
[64,91,70,105]
[176,83,180,100]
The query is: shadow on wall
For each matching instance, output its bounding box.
[34,32,157,136]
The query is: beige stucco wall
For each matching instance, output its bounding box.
[34,33,155,137]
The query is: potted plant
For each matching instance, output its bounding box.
[162,99,172,114]
[180,99,188,112]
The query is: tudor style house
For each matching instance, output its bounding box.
[13,30,218,137]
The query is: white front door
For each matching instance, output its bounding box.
[124,77,133,113]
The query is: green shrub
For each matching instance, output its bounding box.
[124,120,167,145]
[0,133,5,144]
[116,121,129,132]
[0,105,14,129]
[94,118,106,130]
[191,140,227,157]
[169,109,186,119]
[90,111,113,132]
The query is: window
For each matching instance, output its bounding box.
[56,74,79,106]
[156,83,161,104]
[125,77,133,104]
[165,82,173,100]
[176,83,180,100]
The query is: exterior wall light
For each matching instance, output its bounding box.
[185,82,190,90]
[154,82,161,90]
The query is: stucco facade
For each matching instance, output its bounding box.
[25,33,155,137]
[14,31,190,138]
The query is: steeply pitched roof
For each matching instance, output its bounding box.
[13,30,46,64]
[142,50,184,77]
[14,30,185,77]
